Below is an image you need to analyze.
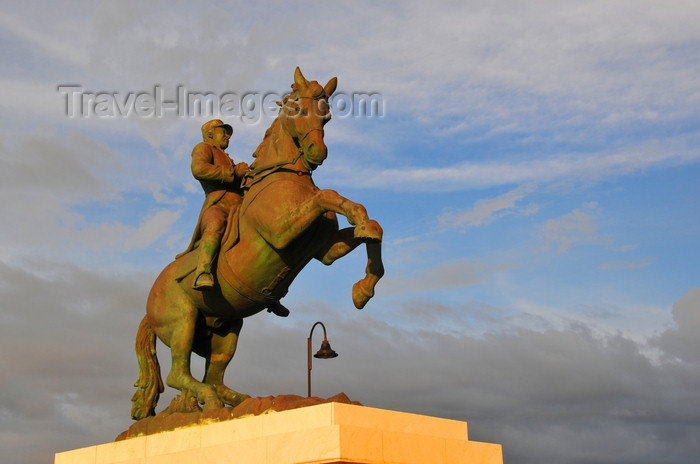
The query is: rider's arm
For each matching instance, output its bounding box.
[191,143,235,183]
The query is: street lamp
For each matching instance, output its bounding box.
[307,321,338,397]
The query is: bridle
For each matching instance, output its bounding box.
[241,95,327,189]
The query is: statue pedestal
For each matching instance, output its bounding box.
[55,402,503,464]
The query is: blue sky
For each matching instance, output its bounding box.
[1,1,699,463]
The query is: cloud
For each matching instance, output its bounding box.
[651,287,700,363]
[72,209,181,250]
[0,131,185,261]
[325,140,700,192]
[276,295,700,464]
[0,132,123,258]
[0,131,123,199]
[0,259,150,463]
[380,258,517,295]
[599,260,653,270]
[439,184,537,230]
[303,0,700,143]
[538,202,608,252]
[1,260,699,464]
[0,10,88,67]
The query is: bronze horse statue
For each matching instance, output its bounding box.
[131,68,384,420]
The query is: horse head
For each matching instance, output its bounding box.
[277,67,337,171]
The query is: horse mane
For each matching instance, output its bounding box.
[251,117,279,160]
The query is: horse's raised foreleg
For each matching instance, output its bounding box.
[261,189,382,250]
[314,190,382,242]
[316,227,385,309]
[197,319,250,407]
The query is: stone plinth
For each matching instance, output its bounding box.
[55,402,503,464]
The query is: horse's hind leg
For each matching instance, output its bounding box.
[151,286,223,411]
[198,319,250,407]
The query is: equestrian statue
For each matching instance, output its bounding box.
[131,67,384,420]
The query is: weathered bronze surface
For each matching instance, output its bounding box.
[131,68,384,420]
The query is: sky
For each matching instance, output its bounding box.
[1,1,699,463]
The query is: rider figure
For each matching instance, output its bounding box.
[186,119,246,290]
[182,119,289,316]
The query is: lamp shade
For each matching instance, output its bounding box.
[314,339,338,359]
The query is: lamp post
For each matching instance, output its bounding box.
[307,321,338,397]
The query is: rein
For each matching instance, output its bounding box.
[244,149,303,178]
[241,148,307,190]
[241,151,302,189]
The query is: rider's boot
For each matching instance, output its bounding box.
[193,237,219,290]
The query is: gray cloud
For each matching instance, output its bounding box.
[651,288,700,364]
[0,259,148,463]
[379,257,517,295]
[2,254,697,463]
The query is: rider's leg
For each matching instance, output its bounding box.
[193,206,227,289]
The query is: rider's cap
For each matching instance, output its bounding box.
[201,119,233,136]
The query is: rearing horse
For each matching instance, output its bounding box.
[131,67,384,420]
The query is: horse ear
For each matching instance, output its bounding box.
[294,67,307,88]
[324,77,338,97]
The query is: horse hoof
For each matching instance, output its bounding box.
[163,393,202,414]
[352,280,374,309]
[354,219,383,242]
[214,385,251,407]
[201,397,225,412]
[198,388,224,411]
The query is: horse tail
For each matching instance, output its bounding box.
[130,315,164,420]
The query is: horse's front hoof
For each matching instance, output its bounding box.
[354,219,383,242]
[352,280,374,309]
